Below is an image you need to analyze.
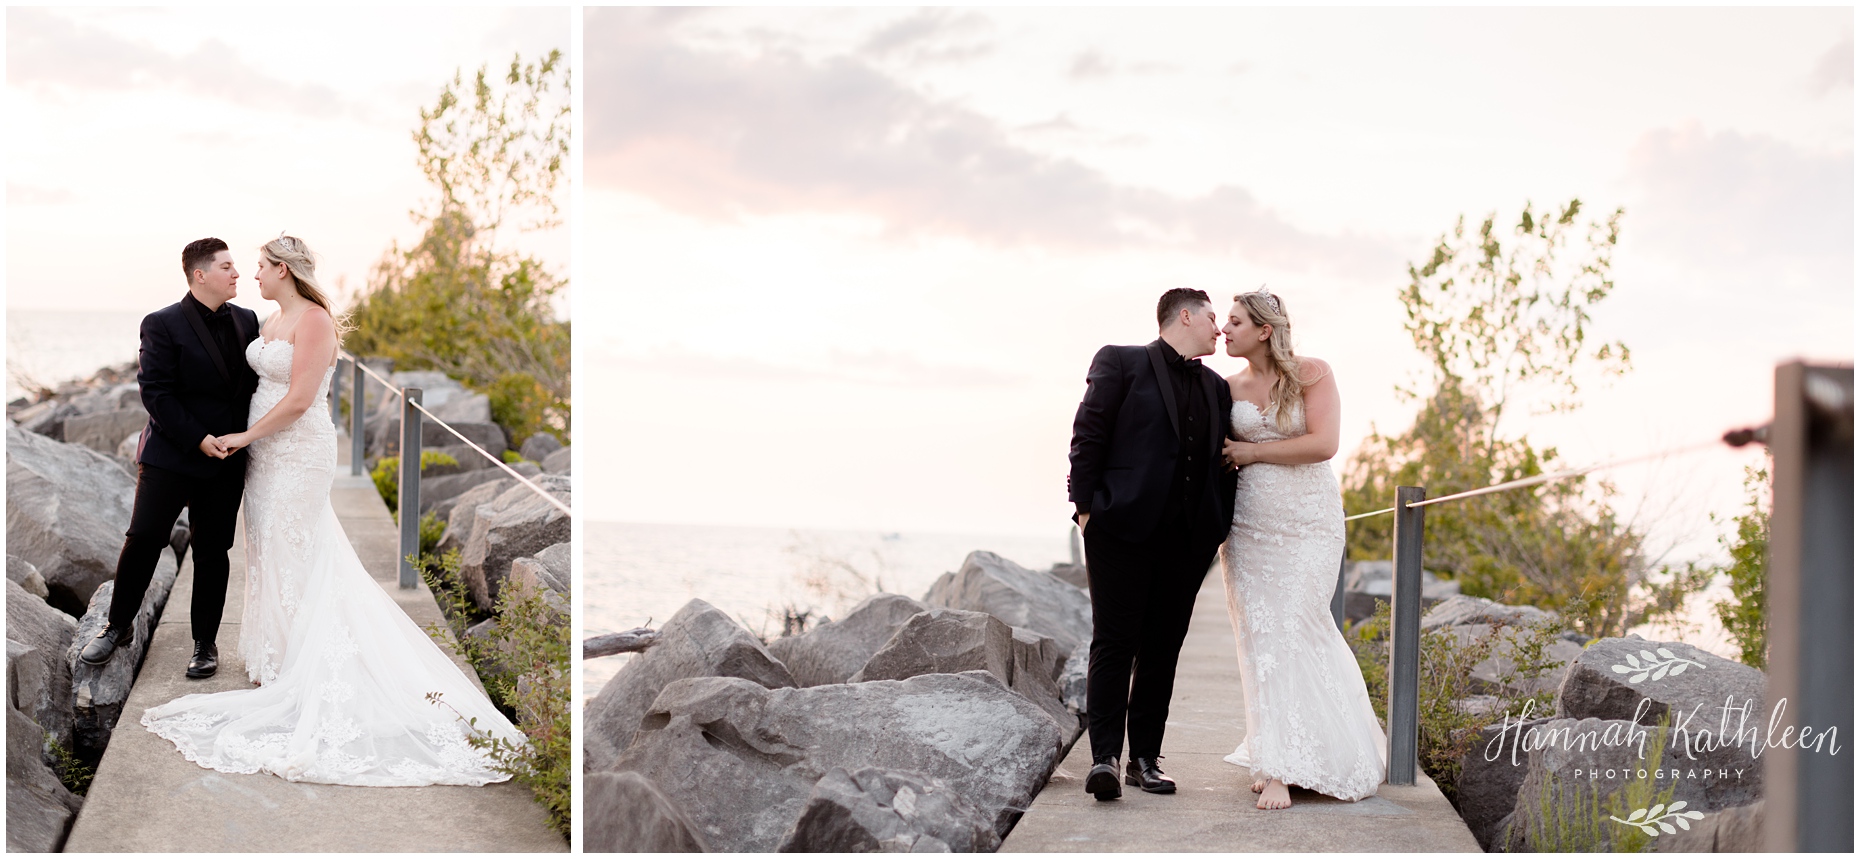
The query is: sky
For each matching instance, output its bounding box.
[5,6,572,316]
[579,6,1853,570]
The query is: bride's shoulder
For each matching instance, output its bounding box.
[1293,356,1333,385]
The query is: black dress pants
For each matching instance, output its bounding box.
[1083,513,1219,763]
[107,461,244,644]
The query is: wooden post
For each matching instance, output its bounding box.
[397,387,422,590]
[1764,362,1853,852]
[1386,485,1425,786]
[349,359,366,476]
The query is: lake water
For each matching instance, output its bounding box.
[582,521,1074,698]
[6,310,147,401]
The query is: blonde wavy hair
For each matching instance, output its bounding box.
[1233,287,1308,433]
[260,234,351,338]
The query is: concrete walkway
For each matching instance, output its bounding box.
[63,438,564,852]
[1000,575,1481,853]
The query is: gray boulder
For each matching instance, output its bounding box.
[421,465,536,516]
[1556,637,1765,728]
[767,593,928,688]
[419,443,495,478]
[9,555,49,599]
[1456,718,1549,851]
[67,564,178,758]
[7,704,80,853]
[432,477,513,539]
[6,579,77,751]
[778,767,1000,852]
[923,551,1092,656]
[585,770,709,852]
[115,430,140,460]
[1652,800,1763,853]
[849,608,1072,740]
[1422,594,1557,631]
[1432,622,1585,699]
[615,672,1062,851]
[6,425,138,615]
[372,417,507,461]
[542,445,570,475]
[1343,560,1460,623]
[60,408,148,456]
[509,541,571,598]
[18,401,78,440]
[459,474,570,611]
[429,391,492,425]
[1057,646,1089,716]
[1494,716,1762,851]
[520,432,563,463]
[584,599,796,773]
[1047,563,1088,590]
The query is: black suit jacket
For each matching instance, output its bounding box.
[1067,340,1238,550]
[134,296,261,480]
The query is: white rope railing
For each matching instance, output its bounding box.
[1340,436,1727,521]
[342,352,571,517]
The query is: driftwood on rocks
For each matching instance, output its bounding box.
[777,766,1001,853]
[584,770,708,852]
[585,628,659,659]
[614,672,1062,852]
[923,550,1093,657]
[583,599,796,773]
[766,593,928,688]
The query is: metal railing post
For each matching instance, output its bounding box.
[1764,363,1853,852]
[1386,485,1425,786]
[350,359,366,476]
[397,387,422,589]
[330,356,344,428]
[1331,553,1347,632]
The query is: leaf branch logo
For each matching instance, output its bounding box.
[1610,801,1705,836]
[1610,648,1705,684]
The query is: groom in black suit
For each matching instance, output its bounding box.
[78,238,260,679]
[1067,288,1237,800]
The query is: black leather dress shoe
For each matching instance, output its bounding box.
[186,642,219,679]
[78,625,129,665]
[1126,756,1176,793]
[1085,759,1123,801]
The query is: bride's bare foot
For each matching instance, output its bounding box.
[1250,778,1266,794]
[1256,779,1291,810]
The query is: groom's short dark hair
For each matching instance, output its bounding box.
[182,237,230,283]
[1157,288,1212,328]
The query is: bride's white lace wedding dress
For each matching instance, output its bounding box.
[140,337,522,786]
[1219,395,1387,801]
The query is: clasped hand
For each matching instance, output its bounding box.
[1223,437,1260,469]
[200,433,252,460]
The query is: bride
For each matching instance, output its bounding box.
[1216,288,1386,810]
[140,235,524,786]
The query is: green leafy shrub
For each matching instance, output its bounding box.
[45,732,93,796]
[501,449,526,465]
[1712,464,1769,669]
[1506,721,1677,852]
[421,550,570,838]
[370,450,461,516]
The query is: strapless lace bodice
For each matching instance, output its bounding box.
[247,338,334,415]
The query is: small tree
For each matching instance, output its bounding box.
[1344,200,1708,637]
[1712,464,1770,668]
[345,51,571,445]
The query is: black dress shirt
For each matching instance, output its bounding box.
[184,292,245,376]
[1158,340,1211,523]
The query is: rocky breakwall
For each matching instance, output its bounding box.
[584,551,1094,852]
[4,415,186,851]
[1457,635,1769,852]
